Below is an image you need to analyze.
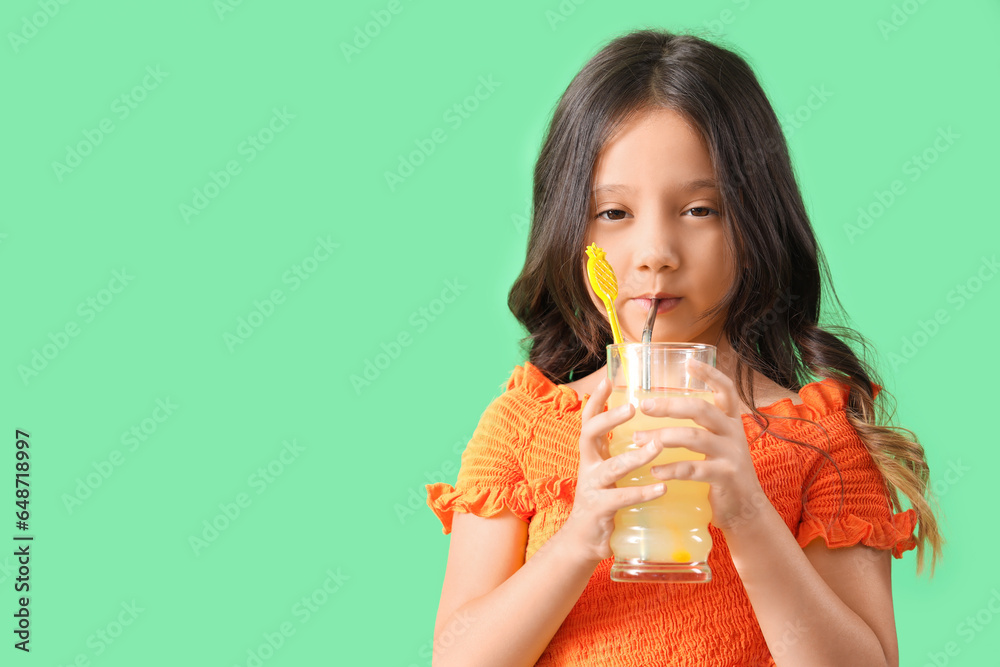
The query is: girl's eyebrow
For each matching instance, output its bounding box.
[593,183,636,195]
[682,177,719,192]
[593,178,719,195]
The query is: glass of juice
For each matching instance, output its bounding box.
[606,342,717,583]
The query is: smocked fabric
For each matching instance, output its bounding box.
[426,362,917,666]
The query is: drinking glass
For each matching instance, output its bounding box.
[606,343,717,583]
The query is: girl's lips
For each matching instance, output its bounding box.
[632,297,681,314]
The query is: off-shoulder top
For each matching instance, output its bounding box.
[426,362,917,666]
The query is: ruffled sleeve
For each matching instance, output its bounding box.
[779,378,917,558]
[426,374,536,535]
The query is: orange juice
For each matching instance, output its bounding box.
[607,388,714,567]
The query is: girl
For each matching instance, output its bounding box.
[426,28,942,666]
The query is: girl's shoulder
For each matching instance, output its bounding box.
[751,375,873,423]
[750,379,804,413]
[463,364,587,441]
[503,362,585,417]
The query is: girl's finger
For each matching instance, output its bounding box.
[637,395,730,435]
[580,399,634,464]
[598,438,663,487]
[604,482,668,512]
[580,376,612,421]
[686,358,740,419]
[582,400,634,439]
[650,459,716,483]
[634,426,713,456]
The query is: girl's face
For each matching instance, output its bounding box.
[585,106,736,345]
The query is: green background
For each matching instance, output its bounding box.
[3,0,997,665]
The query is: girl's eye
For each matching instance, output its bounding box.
[596,209,628,221]
[686,207,719,217]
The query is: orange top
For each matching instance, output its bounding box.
[426,362,917,666]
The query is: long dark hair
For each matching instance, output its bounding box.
[508,28,942,574]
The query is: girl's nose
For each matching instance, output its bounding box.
[634,218,679,272]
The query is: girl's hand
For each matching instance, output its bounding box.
[561,376,668,565]
[631,358,769,534]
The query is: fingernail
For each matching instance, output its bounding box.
[645,440,658,452]
[640,398,654,411]
[633,431,648,443]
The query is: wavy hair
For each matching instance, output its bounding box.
[507,28,942,574]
